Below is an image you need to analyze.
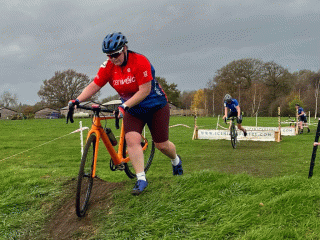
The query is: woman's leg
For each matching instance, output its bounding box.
[125,131,145,174]
[147,104,183,174]
[123,113,149,195]
[154,140,176,159]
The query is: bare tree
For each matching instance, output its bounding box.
[207,58,263,115]
[38,69,99,109]
[315,81,320,118]
[261,61,292,100]
[251,83,262,117]
[0,91,18,108]
[290,70,320,118]
[308,71,320,118]
[261,61,293,116]
[179,91,196,109]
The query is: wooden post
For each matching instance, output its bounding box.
[216,115,220,129]
[275,107,281,142]
[192,108,198,140]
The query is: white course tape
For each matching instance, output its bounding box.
[0,127,88,162]
[216,123,229,130]
[169,124,191,128]
[71,126,89,134]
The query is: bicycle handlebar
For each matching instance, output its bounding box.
[67,104,120,129]
[224,116,238,124]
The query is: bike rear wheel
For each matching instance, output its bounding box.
[76,134,96,217]
[230,124,237,149]
[124,135,155,179]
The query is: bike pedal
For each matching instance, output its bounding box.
[115,163,125,171]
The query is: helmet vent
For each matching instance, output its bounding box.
[106,40,111,49]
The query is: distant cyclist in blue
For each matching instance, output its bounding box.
[295,104,310,134]
[223,94,247,137]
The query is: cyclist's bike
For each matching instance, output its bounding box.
[67,104,155,217]
[225,116,238,149]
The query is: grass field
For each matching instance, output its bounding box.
[1,116,320,239]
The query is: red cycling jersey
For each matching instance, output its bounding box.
[94,51,153,100]
[93,50,168,116]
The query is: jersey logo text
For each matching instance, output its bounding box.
[113,76,136,86]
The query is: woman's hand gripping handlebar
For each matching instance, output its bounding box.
[66,101,120,129]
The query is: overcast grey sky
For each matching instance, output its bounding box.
[1,0,319,105]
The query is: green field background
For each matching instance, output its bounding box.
[1,116,320,239]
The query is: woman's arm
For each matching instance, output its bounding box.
[124,81,151,108]
[76,81,102,102]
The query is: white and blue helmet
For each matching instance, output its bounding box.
[224,94,232,103]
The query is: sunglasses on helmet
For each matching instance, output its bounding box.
[106,47,124,59]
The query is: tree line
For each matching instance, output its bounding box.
[202,58,320,117]
[1,59,319,118]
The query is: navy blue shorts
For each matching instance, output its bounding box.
[299,115,307,123]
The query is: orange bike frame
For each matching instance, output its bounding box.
[85,115,127,178]
[85,115,149,178]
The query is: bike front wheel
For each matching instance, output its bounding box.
[76,134,96,217]
[124,135,155,179]
[230,124,237,149]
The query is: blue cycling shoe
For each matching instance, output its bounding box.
[172,155,183,175]
[131,180,148,195]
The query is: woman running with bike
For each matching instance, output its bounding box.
[222,94,247,137]
[69,32,183,195]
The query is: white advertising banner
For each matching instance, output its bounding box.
[242,126,296,136]
[280,127,296,136]
[198,129,276,141]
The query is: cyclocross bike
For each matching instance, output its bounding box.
[67,104,155,217]
[225,116,238,149]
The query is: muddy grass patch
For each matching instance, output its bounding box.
[41,178,125,240]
